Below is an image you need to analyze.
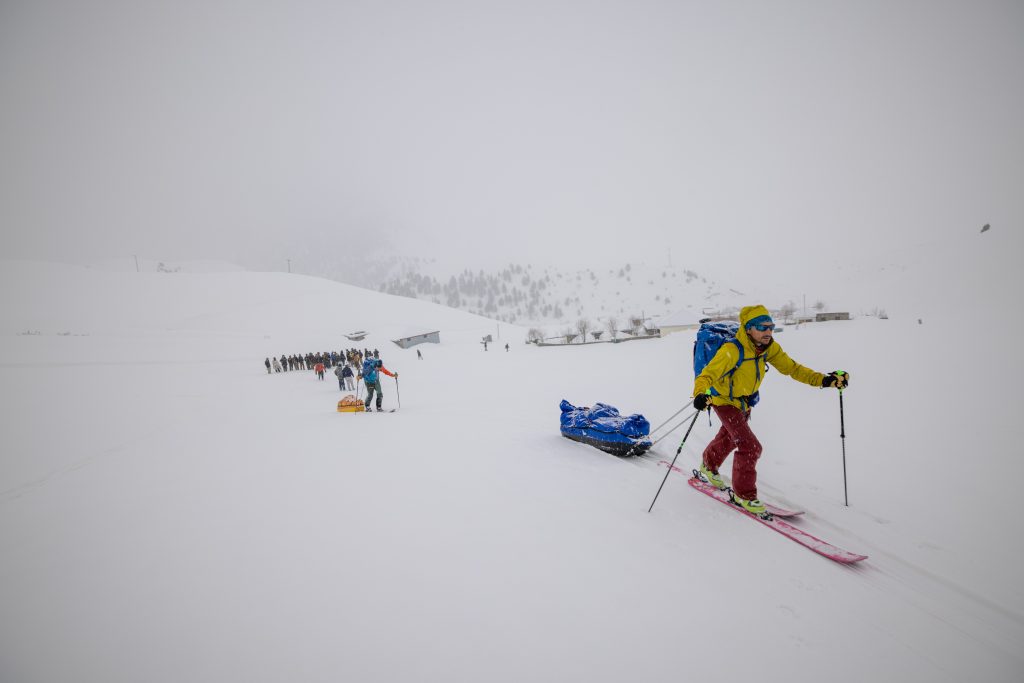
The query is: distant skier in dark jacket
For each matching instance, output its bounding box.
[264,357,271,374]
[361,357,396,412]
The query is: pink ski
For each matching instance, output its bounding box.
[687,477,868,564]
[658,461,803,518]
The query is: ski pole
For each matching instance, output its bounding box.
[395,376,401,410]
[838,371,848,506]
[648,409,703,513]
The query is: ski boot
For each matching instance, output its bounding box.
[730,492,771,519]
[695,463,727,490]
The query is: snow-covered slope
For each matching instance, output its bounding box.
[0,259,504,349]
[372,259,770,328]
[1,248,1021,683]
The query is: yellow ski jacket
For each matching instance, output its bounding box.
[693,305,824,411]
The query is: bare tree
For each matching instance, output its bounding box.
[575,318,591,343]
[814,300,826,311]
[605,316,618,340]
[629,315,644,336]
[779,301,796,322]
[526,328,545,343]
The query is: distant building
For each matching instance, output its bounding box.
[700,309,740,323]
[345,331,368,341]
[815,312,850,322]
[654,307,703,336]
[392,331,440,349]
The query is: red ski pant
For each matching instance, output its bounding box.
[702,404,763,500]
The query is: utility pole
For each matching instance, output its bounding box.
[133,255,139,272]
[287,259,291,274]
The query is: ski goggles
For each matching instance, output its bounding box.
[746,315,775,332]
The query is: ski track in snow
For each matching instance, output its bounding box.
[623,440,1024,675]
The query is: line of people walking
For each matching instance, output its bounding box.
[264,348,378,375]
[263,346,398,411]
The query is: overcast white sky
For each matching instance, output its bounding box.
[1,0,1021,286]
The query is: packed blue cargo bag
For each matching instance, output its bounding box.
[559,400,652,457]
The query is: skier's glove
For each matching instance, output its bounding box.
[693,393,712,411]
[394,372,399,378]
[822,371,849,389]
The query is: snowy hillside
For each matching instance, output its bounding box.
[102,225,1009,338]
[372,259,766,329]
[1,238,1022,682]
[76,255,763,331]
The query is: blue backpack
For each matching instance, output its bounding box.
[361,358,379,382]
[693,321,761,407]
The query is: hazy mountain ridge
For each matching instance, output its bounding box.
[72,254,856,335]
[370,260,757,329]
[75,227,1008,334]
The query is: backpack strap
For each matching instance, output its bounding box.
[706,337,755,402]
[727,338,745,401]
[723,339,767,404]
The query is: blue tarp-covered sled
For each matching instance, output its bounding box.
[559,400,652,457]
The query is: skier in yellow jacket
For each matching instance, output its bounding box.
[692,305,849,515]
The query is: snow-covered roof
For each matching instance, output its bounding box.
[654,306,703,328]
[392,329,440,341]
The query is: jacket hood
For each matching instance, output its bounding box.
[739,305,772,328]
[737,304,773,349]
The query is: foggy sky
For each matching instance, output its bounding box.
[1,0,1021,287]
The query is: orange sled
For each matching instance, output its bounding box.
[337,395,365,413]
